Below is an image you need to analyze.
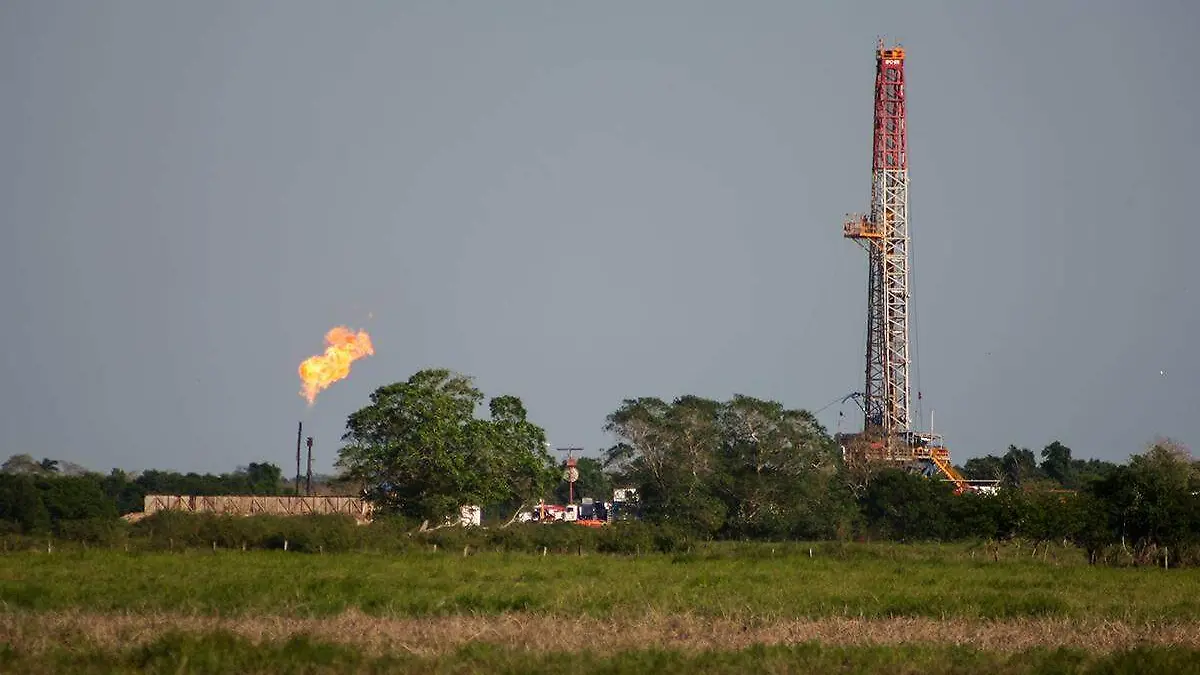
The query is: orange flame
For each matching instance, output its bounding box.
[298,326,375,405]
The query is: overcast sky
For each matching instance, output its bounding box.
[1,1,1196,475]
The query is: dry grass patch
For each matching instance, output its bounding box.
[5,610,1199,656]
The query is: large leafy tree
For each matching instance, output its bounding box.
[604,396,726,533]
[37,474,116,523]
[603,394,848,538]
[1001,445,1042,487]
[1040,441,1075,488]
[0,474,50,533]
[718,395,846,538]
[240,462,284,494]
[962,454,1005,482]
[860,469,957,541]
[1,454,43,475]
[336,369,557,525]
[1091,438,1199,559]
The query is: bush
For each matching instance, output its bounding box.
[128,512,362,552]
[596,522,657,554]
[56,518,129,546]
[358,516,420,553]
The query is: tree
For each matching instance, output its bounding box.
[603,396,727,535]
[602,397,678,490]
[241,462,284,495]
[1088,438,1199,563]
[481,394,560,524]
[1066,492,1113,564]
[37,474,116,526]
[1001,445,1041,487]
[1040,441,1075,488]
[1122,439,1197,557]
[718,395,846,539]
[961,455,1005,481]
[2,454,42,475]
[0,474,50,533]
[335,369,557,525]
[38,458,59,473]
[839,433,887,499]
[102,468,145,514]
[860,469,956,541]
[1071,458,1120,488]
[603,393,849,539]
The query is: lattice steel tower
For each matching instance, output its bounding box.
[844,39,911,441]
[840,41,969,490]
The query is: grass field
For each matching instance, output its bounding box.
[4,543,1200,673]
[4,635,1200,675]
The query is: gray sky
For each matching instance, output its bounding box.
[1,1,1196,475]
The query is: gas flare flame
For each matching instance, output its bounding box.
[298,326,375,406]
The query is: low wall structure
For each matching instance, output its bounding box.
[138,494,375,523]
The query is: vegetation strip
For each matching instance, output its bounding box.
[7,637,1200,675]
[5,611,1200,655]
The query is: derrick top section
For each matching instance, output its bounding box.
[876,40,905,62]
[873,41,907,171]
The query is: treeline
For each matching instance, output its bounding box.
[0,456,303,534]
[3,371,1197,567]
[960,442,1121,489]
[2,444,1198,565]
[859,458,1194,566]
[601,395,1200,565]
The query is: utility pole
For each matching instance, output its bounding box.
[556,447,582,504]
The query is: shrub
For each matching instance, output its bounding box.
[56,517,129,546]
[596,522,657,554]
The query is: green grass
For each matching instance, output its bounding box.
[3,544,1199,621]
[3,632,1200,675]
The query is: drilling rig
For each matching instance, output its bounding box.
[838,40,969,492]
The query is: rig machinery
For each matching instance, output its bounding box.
[837,40,969,492]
